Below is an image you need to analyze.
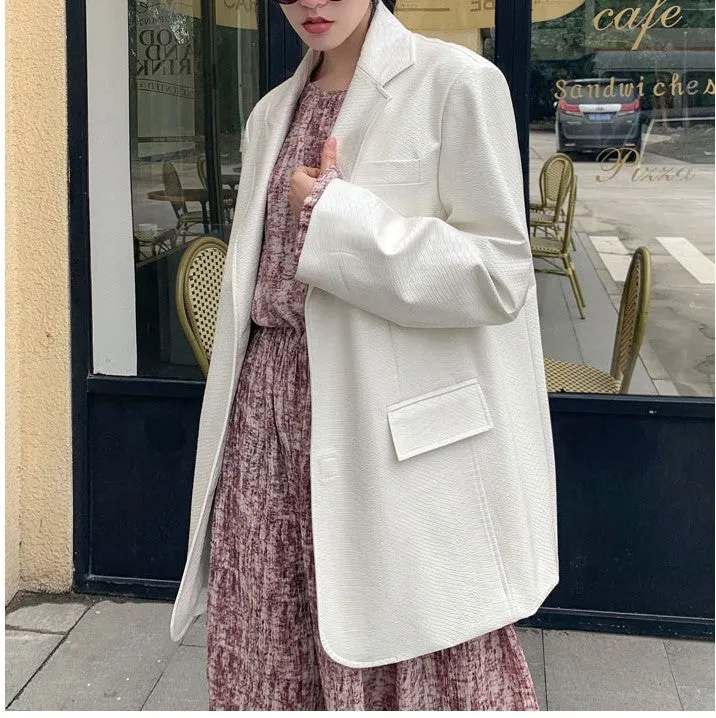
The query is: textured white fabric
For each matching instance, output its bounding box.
[169,1,559,669]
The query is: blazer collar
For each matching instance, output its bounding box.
[291,1,415,91]
[259,2,415,183]
[228,4,415,360]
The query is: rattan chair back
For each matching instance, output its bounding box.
[610,246,652,392]
[544,155,573,223]
[175,235,227,376]
[197,155,207,189]
[539,153,573,208]
[162,161,188,218]
[559,175,578,252]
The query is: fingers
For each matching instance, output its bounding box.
[291,136,337,182]
[292,165,320,179]
[320,136,337,172]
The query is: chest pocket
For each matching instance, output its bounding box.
[352,157,422,186]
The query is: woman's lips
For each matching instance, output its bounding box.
[302,19,333,35]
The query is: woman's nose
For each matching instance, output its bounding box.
[300,0,330,9]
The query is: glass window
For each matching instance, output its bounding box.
[530,0,714,397]
[393,1,495,59]
[128,0,260,378]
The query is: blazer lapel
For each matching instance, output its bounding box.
[227,2,416,352]
[259,1,415,187]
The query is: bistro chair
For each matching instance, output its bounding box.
[531,174,586,318]
[162,161,205,238]
[544,246,652,394]
[175,235,227,376]
[530,153,576,249]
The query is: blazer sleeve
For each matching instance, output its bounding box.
[293,62,534,329]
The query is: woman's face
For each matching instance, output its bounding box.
[280,0,373,51]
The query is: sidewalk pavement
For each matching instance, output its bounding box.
[5,592,713,711]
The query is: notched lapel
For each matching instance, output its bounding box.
[227,2,416,354]
[259,1,415,187]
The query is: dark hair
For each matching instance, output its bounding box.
[370,0,396,21]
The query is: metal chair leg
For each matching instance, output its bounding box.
[563,258,586,319]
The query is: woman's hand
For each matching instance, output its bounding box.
[288,136,338,219]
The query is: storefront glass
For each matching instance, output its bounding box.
[128,0,259,378]
[393,0,496,58]
[119,0,713,391]
[530,0,714,397]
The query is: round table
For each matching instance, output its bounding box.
[148,187,236,233]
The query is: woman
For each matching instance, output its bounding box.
[170,0,559,710]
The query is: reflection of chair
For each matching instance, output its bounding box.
[545,247,652,394]
[134,227,176,263]
[175,235,227,376]
[531,175,586,318]
[530,153,575,249]
[196,155,207,187]
[197,154,235,223]
[163,161,205,238]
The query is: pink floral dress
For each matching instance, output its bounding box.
[205,77,540,711]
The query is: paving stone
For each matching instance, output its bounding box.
[8,600,179,711]
[515,626,543,667]
[529,662,548,711]
[6,602,89,634]
[182,613,206,648]
[515,627,547,710]
[664,637,715,711]
[653,378,680,395]
[544,629,682,711]
[536,274,583,364]
[143,644,208,711]
[5,630,62,707]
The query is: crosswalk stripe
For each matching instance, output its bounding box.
[588,235,631,282]
[654,236,715,285]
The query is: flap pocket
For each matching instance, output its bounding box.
[353,158,421,186]
[386,378,493,462]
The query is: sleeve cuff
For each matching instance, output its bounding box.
[293,164,343,274]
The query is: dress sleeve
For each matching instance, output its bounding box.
[293,163,343,273]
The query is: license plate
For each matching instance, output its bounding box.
[587,113,612,121]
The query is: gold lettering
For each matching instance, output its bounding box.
[602,78,617,98]
[669,73,684,96]
[620,81,636,99]
[705,78,715,95]
[592,8,614,30]
[674,166,695,181]
[661,4,682,27]
[632,0,670,50]
[595,148,629,182]
[554,79,567,100]
[592,1,683,51]
[654,81,666,96]
[613,7,641,32]
[591,147,698,182]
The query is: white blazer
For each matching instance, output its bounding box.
[170,1,559,669]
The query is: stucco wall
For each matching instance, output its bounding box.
[5,0,72,602]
